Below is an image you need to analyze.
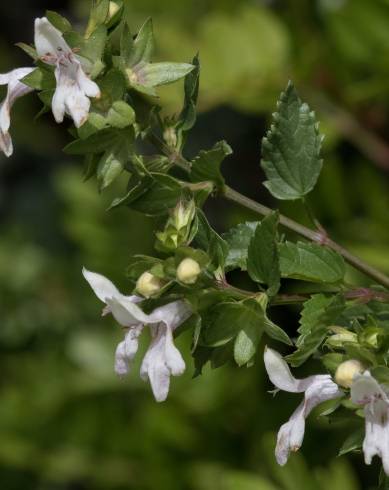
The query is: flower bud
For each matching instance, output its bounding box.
[163,126,178,149]
[136,272,162,298]
[176,258,201,284]
[108,1,120,20]
[335,359,364,388]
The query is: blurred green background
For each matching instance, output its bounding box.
[1,0,389,488]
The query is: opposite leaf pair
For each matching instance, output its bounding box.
[0,17,100,156]
[83,268,192,402]
[265,348,389,475]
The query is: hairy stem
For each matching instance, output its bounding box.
[148,134,389,289]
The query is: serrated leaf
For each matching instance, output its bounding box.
[46,10,72,33]
[177,54,200,132]
[261,81,324,200]
[190,140,232,190]
[286,294,345,366]
[134,62,194,89]
[279,241,346,283]
[247,212,280,296]
[223,221,257,270]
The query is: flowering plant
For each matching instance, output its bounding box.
[3,1,389,485]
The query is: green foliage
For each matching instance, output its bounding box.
[247,212,280,296]
[190,140,232,190]
[279,241,346,283]
[261,82,324,200]
[4,2,389,488]
[224,221,257,270]
[286,294,345,366]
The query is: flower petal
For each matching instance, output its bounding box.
[114,326,143,377]
[0,130,13,157]
[76,63,101,98]
[106,296,150,327]
[34,17,70,60]
[148,300,192,330]
[351,371,389,474]
[115,340,129,376]
[351,371,388,405]
[82,267,121,303]
[0,67,34,157]
[362,398,389,474]
[164,325,185,376]
[275,376,343,465]
[140,325,171,402]
[264,347,325,393]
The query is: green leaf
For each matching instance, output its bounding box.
[21,67,55,90]
[234,322,263,366]
[223,221,257,270]
[286,294,345,366]
[126,174,183,216]
[279,241,346,283]
[97,69,127,107]
[78,112,107,139]
[128,17,154,66]
[261,81,324,200]
[264,316,293,346]
[86,0,109,37]
[190,140,232,190]
[177,54,200,132]
[120,23,134,65]
[247,212,280,296]
[107,101,135,128]
[134,62,194,88]
[16,43,38,61]
[46,10,72,33]
[97,139,130,190]
[64,129,119,155]
[203,301,264,350]
[338,428,364,456]
[195,209,228,270]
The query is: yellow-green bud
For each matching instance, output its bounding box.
[176,258,201,284]
[163,126,178,149]
[136,272,162,298]
[335,359,364,388]
[108,1,120,20]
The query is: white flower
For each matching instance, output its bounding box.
[83,268,191,401]
[264,347,343,465]
[34,17,100,128]
[351,371,389,475]
[0,68,34,157]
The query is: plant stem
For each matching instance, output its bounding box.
[223,186,389,289]
[148,134,389,289]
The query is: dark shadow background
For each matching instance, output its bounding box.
[0,0,388,489]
